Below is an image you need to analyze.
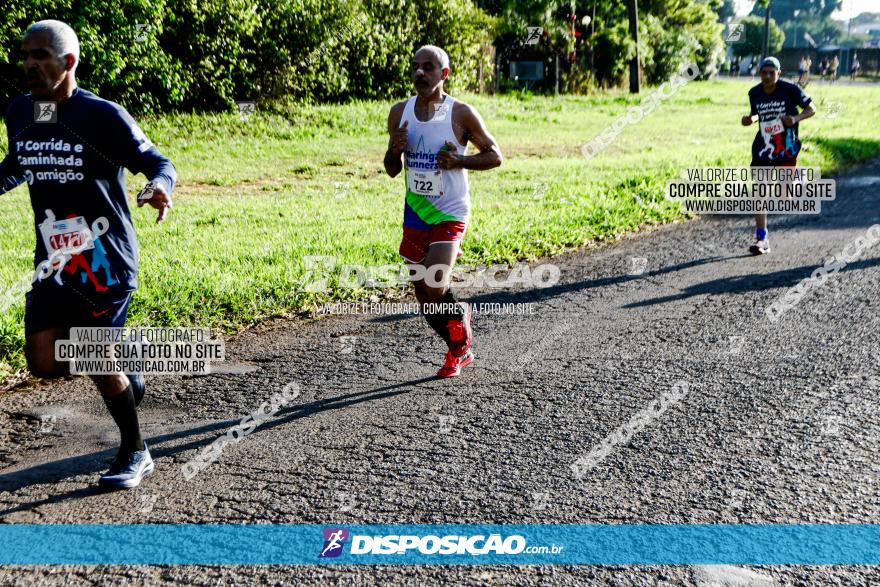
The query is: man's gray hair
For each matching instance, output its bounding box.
[25,20,80,71]
[415,45,450,70]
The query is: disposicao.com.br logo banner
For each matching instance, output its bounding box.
[1,524,880,565]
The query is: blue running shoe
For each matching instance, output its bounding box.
[99,444,154,489]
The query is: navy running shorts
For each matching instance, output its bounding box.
[24,282,132,337]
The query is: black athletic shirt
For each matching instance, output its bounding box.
[748,79,812,166]
[0,87,176,293]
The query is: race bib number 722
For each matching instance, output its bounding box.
[407,168,444,197]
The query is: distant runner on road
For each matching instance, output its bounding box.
[0,20,176,489]
[741,57,816,255]
[383,45,502,377]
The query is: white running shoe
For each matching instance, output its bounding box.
[749,238,770,255]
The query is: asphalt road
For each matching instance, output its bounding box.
[1,160,880,584]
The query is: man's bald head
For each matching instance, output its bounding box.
[414,45,450,71]
[412,45,450,97]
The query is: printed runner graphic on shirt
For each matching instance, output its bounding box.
[66,234,117,291]
[37,212,117,292]
[755,101,798,162]
[749,80,810,165]
[3,89,177,294]
[21,134,117,292]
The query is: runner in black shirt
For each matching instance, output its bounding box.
[0,20,176,488]
[741,57,815,254]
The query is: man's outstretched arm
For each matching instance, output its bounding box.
[439,105,502,171]
[384,102,407,178]
[110,106,177,224]
[784,87,817,127]
[741,97,758,126]
[1,104,27,195]
[0,152,26,196]
[797,102,816,122]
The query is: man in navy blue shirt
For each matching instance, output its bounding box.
[0,20,176,489]
[741,57,815,254]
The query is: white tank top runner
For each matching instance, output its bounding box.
[400,94,470,227]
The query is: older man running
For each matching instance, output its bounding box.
[0,20,176,488]
[384,45,502,377]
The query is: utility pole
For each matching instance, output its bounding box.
[495,51,500,94]
[555,55,560,96]
[590,1,596,75]
[568,5,576,94]
[627,0,640,93]
[848,1,854,36]
[761,0,772,60]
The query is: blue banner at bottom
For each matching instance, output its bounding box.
[0,524,878,565]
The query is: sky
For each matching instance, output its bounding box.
[735,0,880,20]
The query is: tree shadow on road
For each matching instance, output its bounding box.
[0,375,436,514]
[622,255,880,308]
[370,253,742,324]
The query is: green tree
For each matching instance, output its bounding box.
[640,0,724,80]
[0,0,187,113]
[851,12,880,26]
[751,0,843,23]
[732,15,785,58]
[780,13,847,47]
[0,0,497,114]
[714,0,737,22]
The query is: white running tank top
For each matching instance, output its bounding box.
[399,94,469,228]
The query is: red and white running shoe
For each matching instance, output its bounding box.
[446,302,472,358]
[437,349,474,378]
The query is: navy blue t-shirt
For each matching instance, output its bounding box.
[0,88,176,293]
[748,79,812,165]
